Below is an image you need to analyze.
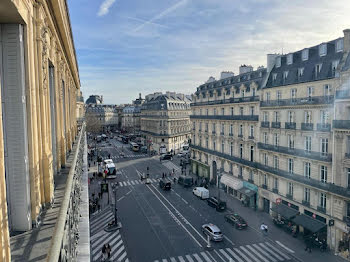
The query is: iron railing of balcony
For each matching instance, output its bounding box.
[336,90,350,99]
[285,122,296,129]
[317,123,331,132]
[286,194,293,200]
[261,184,268,190]
[333,120,350,129]
[317,206,326,214]
[272,188,278,194]
[47,123,86,262]
[301,123,314,131]
[190,115,259,121]
[260,95,334,107]
[191,96,259,107]
[271,122,281,128]
[261,121,270,128]
[302,200,310,207]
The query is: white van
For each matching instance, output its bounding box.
[193,187,209,199]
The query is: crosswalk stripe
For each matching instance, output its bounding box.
[118,251,127,261]
[246,245,269,262]
[127,181,131,186]
[114,245,125,258]
[110,239,123,260]
[231,248,251,262]
[240,246,261,262]
[185,255,195,262]
[162,259,168,262]
[90,212,113,229]
[151,179,157,182]
[252,244,277,262]
[125,259,129,262]
[92,233,118,255]
[130,181,135,185]
[193,253,203,262]
[264,242,290,260]
[258,243,284,261]
[134,180,140,184]
[170,257,177,262]
[200,252,211,262]
[122,182,127,186]
[178,256,186,262]
[219,249,232,261]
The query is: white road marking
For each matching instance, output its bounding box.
[213,249,226,262]
[193,253,203,262]
[219,249,231,261]
[240,246,260,262]
[258,243,284,260]
[265,242,291,260]
[130,181,135,185]
[246,244,269,262]
[253,243,277,262]
[200,252,211,262]
[170,257,177,262]
[276,240,295,253]
[178,256,185,262]
[230,248,248,262]
[126,190,132,195]
[185,255,194,262]
[162,259,167,262]
[223,235,235,246]
[126,181,131,186]
[182,198,188,204]
[117,196,125,202]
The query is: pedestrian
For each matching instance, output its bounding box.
[106,243,111,259]
[304,235,312,253]
[101,244,108,261]
[260,223,268,236]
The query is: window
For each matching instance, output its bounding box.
[206,138,209,148]
[213,108,217,115]
[304,111,312,123]
[249,171,254,182]
[307,87,314,98]
[304,162,311,179]
[288,182,294,196]
[274,177,278,189]
[242,90,245,98]
[239,166,243,177]
[332,61,339,76]
[276,57,281,67]
[290,89,297,101]
[336,39,344,52]
[320,138,328,155]
[221,123,225,134]
[283,71,289,81]
[319,193,327,209]
[319,43,327,56]
[240,144,243,158]
[320,110,329,124]
[348,168,350,189]
[250,106,254,116]
[221,141,225,153]
[250,126,254,137]
[250,146,254,162]
[206,108,209,115]
[264,153,268,166]
[252,88,256,96]
[239,125,243,136]
[213,140,216,150]
[205,123,208,132]
[324,84,331,96]
[272,74,277,82]
[230,142,234,156]
[303,136,312,152]
[199,136,202,147]
[320,165,328,183]
[200,109,202,115]
[263,112,269,122]
[230,124,233,135]
[288,159,294,174]
[304,188,310,203]
[266,92,271,102]
[193,122,196,130]
[263,132,268,144]
[263,174,268,186]
[288,111,294,123]
[274,133,279,147]
[298,67,304,78]
[199,122,202,131]
[273,156,279,169]
[240,107,244,116]
[315,64,322,78]
[276,90,282,101]
[288,135,294,149]
[221,108,225,115]
[302,49,309,61]
[287,54,293,65]
[274,111,280,122]
[231,107,234,115]
[212,123,216,133]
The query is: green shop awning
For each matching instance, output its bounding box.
[270,204,299,220]
[237,186,256,197]
[292,214,326,233]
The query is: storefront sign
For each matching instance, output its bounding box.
[243,181,258,192]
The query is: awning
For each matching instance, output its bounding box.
[270,204,299,220]
[237,186,256,197]
[220,174,243,190]
[292,214,326,233]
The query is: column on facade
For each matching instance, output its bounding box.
[59,63,67,167]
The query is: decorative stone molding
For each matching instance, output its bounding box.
[41,23,48,90]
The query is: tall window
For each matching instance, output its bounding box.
[242,90,245,98]
[250,146,254,162]
[230,124,233,135]
[213,140,216,151]
[320,110,329,125]
[263,112,269,122]
[288,134,294,149]
[199,136,202,146]
[288,159,294,174]
[320,193,327,209]
[252,88,256,96]
[320,138,328,155]
[221,141,225,153]
[274,156,279,169]
[199,122,202,131]
[221,123,225,134]
[276,90,282,101]
[221,108,225,115]
[250,126,254,137]
[240,144,243,158]
[320,166,328,183]
[206,138,209,148]
[288,182,294,196]
[239,125,243,136]
[315,64,322,78]
[288,111,294,123]
[205,123,208,132]
[263,174,268,186]
[348,168,350,189]
[212,123,216,133]
[240,107,244,116]
[274,177,278,189]
[307,86,314,98]
[193,122,196,131]
[206,108,209,115]
[264,153,268,166]
[274,133,279,147]
[304,111,312,123]
[274,111,280,122]
[249,171,254,181]
[250,106,254,116]
[266,92,271,102]
[239,166,243,177]
[263,132,268,144]
[304,162,311,179]
[231,107,234,115]
[230,163,233,173]
[230,142,233,156]
[304,188,310,203]
[305,136,312,152]
[324,84,331,96]
[290,89,297,101]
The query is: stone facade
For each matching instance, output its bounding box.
[121,105,141,133]
[141,92,192,153]
[190,30,350,254]
[0,0,80,260]
[86,105,119,132]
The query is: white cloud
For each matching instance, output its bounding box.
[97,0,116,16]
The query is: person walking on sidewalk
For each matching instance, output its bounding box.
[260,222,268,236]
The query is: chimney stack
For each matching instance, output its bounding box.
[343,29,350,53]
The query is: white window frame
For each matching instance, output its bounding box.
[304,188,310,202]
[288,182,294,196]
[319,193,327,209]
[274,133,279,147]
[287,54,293,65]
[319,43,327,56]
[336,39,344,52]
[305,136,312,152]
[320,165,328,183]
[304,111,312,123]
[276,57,281,67]
[250,126,254,137]
[304,162,311,179]
[288,158,294,174]
[320,138,328,155]
[302,49,309,61]
[274,156,279,169]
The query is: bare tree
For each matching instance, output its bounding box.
[86,111,103,135]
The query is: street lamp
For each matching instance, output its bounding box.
[217,168,224,202]
[105,182,122,232]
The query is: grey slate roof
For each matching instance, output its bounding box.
[142,93,191,111]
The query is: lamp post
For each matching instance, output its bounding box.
[105,182,122,232]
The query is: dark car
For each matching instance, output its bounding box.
[160,153,173,161]
[178,176,193,187]
[159,179,171,190]
[225,213,248,229]
[207,197,226,211]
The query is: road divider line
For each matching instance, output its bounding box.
[276,240,295,253]
[223,235,235,246]
[147,185,203,248]
[181,198,188,204]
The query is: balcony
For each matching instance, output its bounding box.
[190,115,259,121]
[317,123,331,132]
[220,132,225,135]
[261,121,270,128]
[260,95,334,107]
[302,200,310,207]
[212,131,216,135]
[248,179,254,184]
[301,123,314,131]
[317,206,326,214]
[271,122,281,129]
[248,136,254,140]
[336,90,350,99]
[262,184,268,190]
[191,96,260,107]
[333,120,350,130]
[286,194,293,200]
[238,134,243,138]
[272,188,278,194]
[285,122,296,129]
[229,133,233,137]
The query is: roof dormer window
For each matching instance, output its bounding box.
[276,57,281,68]
[336,39,344,52]
[332,60,339,76]
[272,73,277,82]
[319,43,327,57]
[283,71,289,80]
[287,54,293,65]
[302,49,309,61]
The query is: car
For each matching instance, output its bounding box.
[201,223,223,241]
[207,197,227,211]
[159,179,171,190]
[177,152,188,158]
[178,176,193,187]
[192,187,209,199]
[160,153,173,161]
[225,213,248,229]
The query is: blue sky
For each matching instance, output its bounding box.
[67,0,350,104]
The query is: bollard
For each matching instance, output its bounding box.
[206,234,211,249]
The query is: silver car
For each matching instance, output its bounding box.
[202,223,223,241]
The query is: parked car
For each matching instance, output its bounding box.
[202,223,223,241]
[141,146,148,153]
[192,187,209,199]
[177,152,188,158]
[225,213,248,229]
[160,153,173,161]
[207,197,227,211]
[159,179,171,190]
[178,176,193,187]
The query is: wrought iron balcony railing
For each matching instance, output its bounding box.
[301,123,314,131]
[333,120,350,129]
[260,95,334,107]
[261,121,270,128]
[271,122,281,128]
[285,122,296,129]
[317,123,331,132]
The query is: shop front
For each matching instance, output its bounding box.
[236,181,258,208]
[270,202,299,234]
[220,173,243,197]
[191,159,210,179]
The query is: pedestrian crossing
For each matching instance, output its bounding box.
[111,154,148,159]
[117,177,174,187]
[153,242,292,262]
[162,161,181,172]
[90,207,129,262]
